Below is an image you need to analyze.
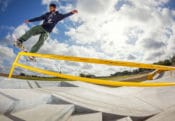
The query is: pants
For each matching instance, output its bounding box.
[18,25,49,53]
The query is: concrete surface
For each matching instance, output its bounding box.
[0,71,174,121]
[68,112,102,121]
[12,104,74,121]
[117,117,133,121]
[146,106,175,121]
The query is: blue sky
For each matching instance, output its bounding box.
[0,0,43,38]
[164,0,175,9]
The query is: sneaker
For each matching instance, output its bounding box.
[12,34,23,49]
[27,56,36,62]
[14,40,23,49]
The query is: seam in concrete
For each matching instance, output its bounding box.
[0,91,18,101]
[134,96,163,111]
[4,113,25,121]
[35,81,41,88]
[0,91,20,114]
[27,81,33,89]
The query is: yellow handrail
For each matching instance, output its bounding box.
[18,52,175,71]
[15,63,175,87]
[8,52,175,87]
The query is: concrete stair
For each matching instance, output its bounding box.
[117,117,133,121]
[37,87,158,117]
[68,112,102,121]
[0,89,51,113]
[0,77,62,89]
[12,104,74,121]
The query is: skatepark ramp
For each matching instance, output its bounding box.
[8,52,175,87]
[2,71,175,121]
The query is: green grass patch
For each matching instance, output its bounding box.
[0,73,147,82]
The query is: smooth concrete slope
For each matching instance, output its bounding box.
[146,106,175,121]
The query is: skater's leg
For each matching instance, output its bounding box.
[30,32,49,53]
[18,25,44,43]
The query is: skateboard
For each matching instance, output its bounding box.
[12,34,36,62]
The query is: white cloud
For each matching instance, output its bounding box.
[0,45,15,73]
[13,24,30,38]
[66,0,175,63]
[76,0,115,15]
[52,27,59,34]
[0,45,14,58]
[42,0,58,5]
[0,0,11,12]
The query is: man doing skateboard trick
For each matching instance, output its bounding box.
[15,3,78,59]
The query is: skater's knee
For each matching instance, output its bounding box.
[29,26,41,35]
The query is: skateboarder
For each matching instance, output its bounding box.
[15,3,78,54]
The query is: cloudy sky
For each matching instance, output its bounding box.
[0,0,175,76]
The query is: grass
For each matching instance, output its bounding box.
[0,73,66,81]
[0,73,148,82]
[97,73,147,81]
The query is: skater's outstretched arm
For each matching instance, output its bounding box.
[25,13,47,23]
[60,10,78,19]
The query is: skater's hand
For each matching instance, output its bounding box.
[71,10,78,14]
[24,20,30,24]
